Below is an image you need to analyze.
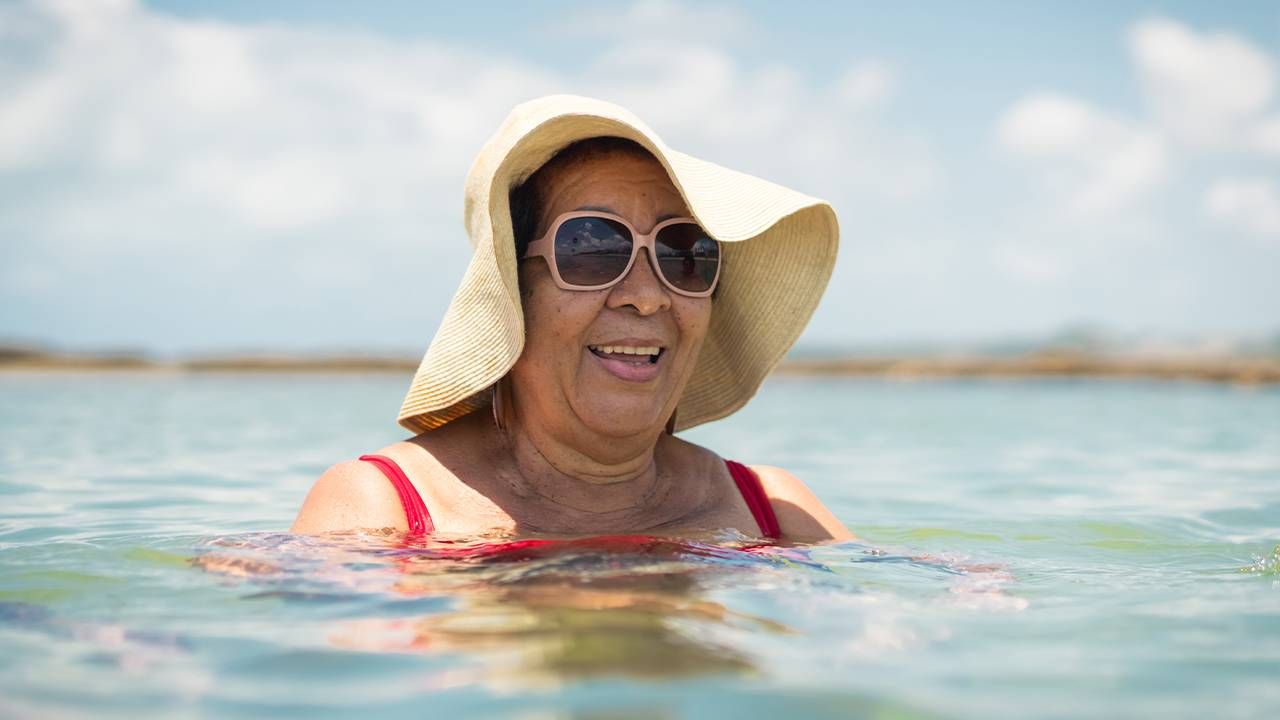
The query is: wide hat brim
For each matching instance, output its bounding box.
[398,94,839,434]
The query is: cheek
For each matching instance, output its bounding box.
[672,297,713,352]
[521,280,603,358]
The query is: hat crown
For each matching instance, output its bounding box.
[463,96,663,243]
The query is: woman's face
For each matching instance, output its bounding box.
[510,150,712,440]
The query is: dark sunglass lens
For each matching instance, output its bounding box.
[655,223,719,293]
[553,217,634,287]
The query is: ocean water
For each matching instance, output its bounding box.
[1,372,1277,719]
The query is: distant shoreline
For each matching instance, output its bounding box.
[2,349,1277,385]
[774,355,1280,385]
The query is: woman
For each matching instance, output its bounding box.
[292,95,852,543]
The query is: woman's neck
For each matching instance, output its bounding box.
[499,412,672,516]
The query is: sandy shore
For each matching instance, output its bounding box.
[773,353,1280,385]
[2,350,1277,385]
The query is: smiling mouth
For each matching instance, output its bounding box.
[587,344,664,364]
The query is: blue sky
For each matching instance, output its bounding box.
[2,0,1278,355]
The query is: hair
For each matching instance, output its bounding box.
[509,136,655,259]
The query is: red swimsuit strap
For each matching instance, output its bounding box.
[724,460,781,540]
[358,454,434,536]
[356,455,779,540]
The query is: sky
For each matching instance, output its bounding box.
[1,0,1278,356]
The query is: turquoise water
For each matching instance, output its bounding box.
[2,373,1277,719]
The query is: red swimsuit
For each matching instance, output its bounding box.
[357,454,781,540]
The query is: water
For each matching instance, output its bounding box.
[2,372,1278,719]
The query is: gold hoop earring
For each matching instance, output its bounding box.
[492,378,507,432]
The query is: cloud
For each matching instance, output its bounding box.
[0,0,562,352]
[1204,177,1280,240]
[990,244,1071,284]
[563,0,751,45]
[997,94,1100,154]
[1253,115,1280,157]
[834,61,896,110]
[1130,17,1276,148]
[998,16,1278,241]
[582,44,932,203]
[997,93,1168,214]
[0,0,557,235]
[0,0,935,351]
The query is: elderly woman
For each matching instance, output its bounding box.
[292,95,852,543]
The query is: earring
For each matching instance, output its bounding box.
[492,378,507,432]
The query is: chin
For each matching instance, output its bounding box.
[577,401,669,438]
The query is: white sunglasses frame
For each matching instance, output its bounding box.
[522,210,722,298]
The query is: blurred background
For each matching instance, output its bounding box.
[2,0,1278,364]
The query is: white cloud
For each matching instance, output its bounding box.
[0,0,557,237]
[576,28,928,204]
[998,94,1099,154]
[999,16,1279,239]
[178,149,356,230]
[534,1,926,203]
[563,0,752,45]
[1253,115,1280,157]
[991,244,1070,284]
[0,0,929,236]
[1204,177,1280,240]
[1131,17,1276,148]
[0,0,936,350]
[834,61,896,110]
[997,93,1168,214]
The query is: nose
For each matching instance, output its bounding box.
[606,247,671,315]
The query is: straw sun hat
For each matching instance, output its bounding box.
[397,94,839,434]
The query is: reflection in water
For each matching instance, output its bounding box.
[330,535,799,686]
[192,531,1020,692]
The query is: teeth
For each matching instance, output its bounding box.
[589,345,661,356]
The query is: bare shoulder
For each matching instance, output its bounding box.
[660,434,725,471]
[663,437,854,543]
[749,465,857,543]
[290,458,407,535]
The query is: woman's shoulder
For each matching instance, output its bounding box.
[746,464,856,542]
[289,454,410,534]
[661,436,854,542]
[291,415,503,536]
[657,434,728,475]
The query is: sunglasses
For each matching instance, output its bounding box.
[522,211,721,297]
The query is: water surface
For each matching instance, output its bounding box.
[2,373,1277,718]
